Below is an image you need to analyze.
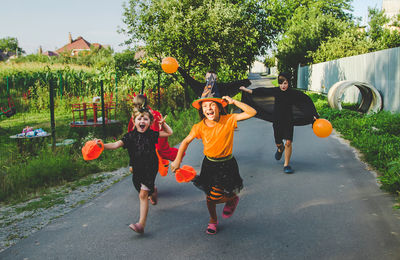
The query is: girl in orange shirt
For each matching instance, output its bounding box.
[171,95,256,235]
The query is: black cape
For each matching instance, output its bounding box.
[177,67,251,97]
[241,87,319,126]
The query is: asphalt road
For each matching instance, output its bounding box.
[2,75,400,260]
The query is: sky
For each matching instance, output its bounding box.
[0,0,383,55]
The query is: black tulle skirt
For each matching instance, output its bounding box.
[193,156,243,196]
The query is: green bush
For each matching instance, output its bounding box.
[0,148,100,201]
[315,96,400,194]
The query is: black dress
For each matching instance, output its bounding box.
[121,129,159,195]
[242,87,319,143]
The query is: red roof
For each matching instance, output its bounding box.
[56,36,101,55]
[43,51,59,56]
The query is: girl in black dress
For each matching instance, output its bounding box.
[99,108,173,234]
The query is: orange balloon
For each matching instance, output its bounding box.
[161,57,179,74]
[82,140,104,161]
[313,118,333,138]
[175,165,197,183]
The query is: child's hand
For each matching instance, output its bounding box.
[239,86,246,91]
[222,96,235,105]
[159,115,168,126]
[95,139,103,146]
[170,160,180,173]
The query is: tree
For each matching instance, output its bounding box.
[120,0,275,76]
[264,55,276,68]
[260,0,353,36]
[310,28,379,63]
[0,37,24,54]
[120,0,282,107]
[275,6,352,83]
[114,49,138,75]
[367,8,400,49]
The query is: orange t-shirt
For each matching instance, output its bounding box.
[189,114,237,158]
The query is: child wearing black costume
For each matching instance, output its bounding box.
[240,72,318,174]
[99,108,172,234]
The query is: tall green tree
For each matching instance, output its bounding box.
[368,8,400,49]
[310,28,379,63]
[311,7,400,64]
[0,37,24,54]
[120,0,275,76]
[275,5,352,83]
[260,0,353,36]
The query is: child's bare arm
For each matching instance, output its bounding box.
[171,134,195,172]
[159,116,173,138]
[102,140,124,150]
[222,96,256,121]
[239,86,253,94]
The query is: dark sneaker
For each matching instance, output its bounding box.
[275,146,284,160]
[283,166,294,174]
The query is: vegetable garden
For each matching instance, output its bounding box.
[0,61,194,203]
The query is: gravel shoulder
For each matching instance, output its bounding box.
[0,167,129,252]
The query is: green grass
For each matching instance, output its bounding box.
[14,193,66,213]
[310,92,400,198]
[0,99,199,206]
[2,89,399,209]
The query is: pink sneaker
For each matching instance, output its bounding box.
[222,196,239,219]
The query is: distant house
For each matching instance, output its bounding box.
[383,0,400,31]
[43,51,59,57]
[38,46,58,57]
[0,51,17,61]
[250,60,267,73]
[56,33,103,56]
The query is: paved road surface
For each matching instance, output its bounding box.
[2,74,400,259]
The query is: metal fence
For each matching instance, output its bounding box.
[297,46,400,112]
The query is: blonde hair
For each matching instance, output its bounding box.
[132,94,147,110]
[132,108,154,124]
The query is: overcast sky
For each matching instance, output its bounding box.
[0,0,383,54]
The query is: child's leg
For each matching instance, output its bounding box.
[206,197,218,224]
[284,140,292,167]
[276,143,284,152]
[138,189,150,227]
[222,194,240,219]
[149,186,158,205]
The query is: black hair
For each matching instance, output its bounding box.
[278,72,291,86]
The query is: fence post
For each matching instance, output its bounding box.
[141,79,145,94]
[100,81,106,136]
[59,72,63,100]
[115,72,118,106]
[49,80,56,150]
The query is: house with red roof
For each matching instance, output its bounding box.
[56,33,103,56]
